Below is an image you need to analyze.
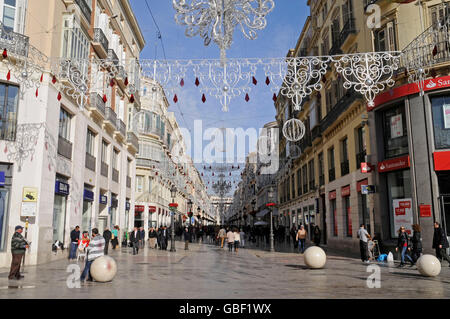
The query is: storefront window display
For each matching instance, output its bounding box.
[383,104,409,158]
[386,169,413,237]
[53,179,69,245]
[431,95,450,149]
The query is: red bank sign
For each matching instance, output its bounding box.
[378,156,410,173]
[369,75,450,111]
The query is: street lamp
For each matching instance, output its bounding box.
[187,199,193,227]
[169,185,178,252]
[267,183,276,253]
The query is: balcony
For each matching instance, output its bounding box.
[136,158,158,169]
[112,168,119,183]
[93,28,109,59]
[75,0,92,24]
[126,176,131,189]
[115,118,126,138]
[329,39,342,56]
[321,92,362,134]
[339,18,357,49]
[127,132,139,152]
[341,160,350,176]
[319,174,325,186]
[101,162,108,177]
[356,150,367,170]
[329,168,335,182]
[85,153,96,172]
[108,49,119,66]
[58,136,72,160]
[309,181,316,191]
[0,23,29,58]
[104,107,117,131]
[88,93,106,119]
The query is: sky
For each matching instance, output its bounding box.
[129,0,308,193]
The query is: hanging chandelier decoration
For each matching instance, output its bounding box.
[172,0,275,64]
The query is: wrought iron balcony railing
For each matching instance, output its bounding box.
[58,136,72,160]
[0,23,29,57]
[319,174,325,186]
[116,118,126,137]
[105,107,117,129]
[93,28,109,54]
[108,49,119,66]
[75,0,92,23]
[89,93,106,117]
[101,162,108,177]
[127,132,139,151]
[112,168,119,183]
[85,153,96,172]
[339,17,357,47]
[321,92,362,134]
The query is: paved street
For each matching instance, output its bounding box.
[0,242,449,299]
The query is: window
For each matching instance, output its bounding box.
[136,175,143,192]
[86,129,95,156]
[2,0,16,31]
[340,137,349,176]
[112,149,119,170]
[101,140,108,163]
[297,169,302,196]
[59,108,71,141]
[386,170,412,238]
[355,126,366,169]
[61,14,90,60]
[318,152,324,185]
[0,83,18,141]
[343,195,352,237]
[291,174,295,198]
[321,32,329,56]
[331,199,337,236]
[374,21,396,52]
[308,159,315,190]
[328,147,335,182]
[431,95,450,149]
[430,3,450,28]
[322,1,328,22]
[383,104,408,158]
[342,0,353,26]
[302,165,308,193]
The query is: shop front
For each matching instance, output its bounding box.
[98,193,108,233]
[53,179,69,245]
[135,205,145,228]
[148,206,157,228]
[110,194,118,228]
[125,200,130,231]
[329,190,337,237]
[0,166,11,252]
[342,185,352,238]
[82,187,94,233]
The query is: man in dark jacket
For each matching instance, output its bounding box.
[184,227,191,250]
[433,222,450,266]
[160,226,169,250]
[139,227,145,248]
[102,228,112,255]
[69,226,80,260]
[9,226,29,280]
[130,227,141,255]
[148,227,158,249]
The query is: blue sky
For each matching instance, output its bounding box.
[129,1,308,192]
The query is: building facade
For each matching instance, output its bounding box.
[0,0,145,267]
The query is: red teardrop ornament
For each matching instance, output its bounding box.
[245,93,250,102]
[40,74,43,82]
[195,77,200,87]
[6,70,10,81]
[173,94,178,103]
[110,79,115,87]
[52,75,57,84]
[129,94,135,103]
[57,92,62,101]
[272,93,277,102]
[180,78,185,87]
[2,49,7,59]
[103,94,108,103]
[265,77,270,86]
[124,77,129,86]
[201,94,206,103]
[252,77,258,85]
[35,88,39,97]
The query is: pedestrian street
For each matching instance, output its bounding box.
[1,242,449,299]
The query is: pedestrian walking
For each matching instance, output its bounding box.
[69,226,80,260]
[102,228,112,255]
[111,226,119,250]
[357,224,371,263]
[80,228,105,283]
[239,228,245,248]
[411,224,422,263]
[139,227,145,248]
[218,227,226,248]
[155,227,161,249]
[234,229,241,253]
[291,226,298,250]
[160,226,169,250]
[395,226,414,267]
[8,226,29,280]
[432,222,450,266]
[184,227,191,250]
[313,225,321,246]
[227,228,234,252]
[148,227,157,249]
[296,225,307,254]
[130,227,141,255]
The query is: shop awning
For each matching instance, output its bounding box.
[256,209,269,217]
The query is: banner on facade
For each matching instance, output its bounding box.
[392,198,413,236]
[23,187,38,202]
[390,114,403,138]
[21,202,37,217]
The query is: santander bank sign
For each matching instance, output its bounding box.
[369,75,450,111]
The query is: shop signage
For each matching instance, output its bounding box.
[443,104,450,129]
[361,162,374,173]
[55,181,70,196]
[0,171,5,186]
[378,155,410,173]
[370,75,450,111]
[149,206,157,213]
[419,205,432,218]
[361,185,376,195]
[393,198,413,235]
[341,185,351,197]
[83,189,94,202]
[329,190,336,200]
[21,187,38,217]
[357,179,369,193]
[23,187,38,202]
[100,195,108,205]
[434,151,450,171]
[135,205,145,213]
[390,114,403,138]
[125,202,130,211]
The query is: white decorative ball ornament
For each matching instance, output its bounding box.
[90,256,117,282]
[304,246,327,269]
[283,118,305,142]
[417,254,441,277]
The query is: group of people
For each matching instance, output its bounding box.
[216,227,245,252]
[128,226,171,254]
[356,222,450,268]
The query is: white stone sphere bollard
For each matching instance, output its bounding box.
[417,254,441,277]
[304,246,327,269]
[90,256,117,282]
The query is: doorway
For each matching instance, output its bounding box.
[321,194,327,245]
[98,216,107,234]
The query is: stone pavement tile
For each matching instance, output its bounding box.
[0,242,449,299]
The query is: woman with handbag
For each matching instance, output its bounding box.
[395,226,414,267]
[111,226,119,250]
